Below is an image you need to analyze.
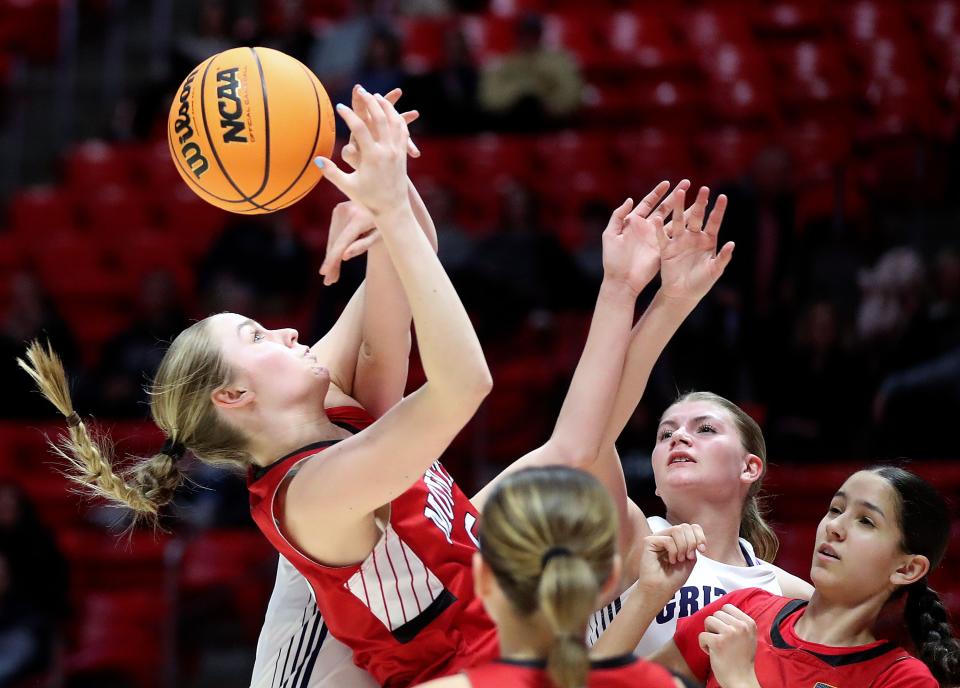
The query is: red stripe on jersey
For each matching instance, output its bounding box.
[400,541,423,614]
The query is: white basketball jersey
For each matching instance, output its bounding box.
[587,516,782,657]
[250,555,377,688]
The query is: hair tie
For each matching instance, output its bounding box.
[65,412,81,428]
[541,546,572,570]
[160,438,186,462]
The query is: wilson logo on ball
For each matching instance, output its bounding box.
[173,67,209,179]
[217,67,248,144]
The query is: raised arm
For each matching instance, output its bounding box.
[470,194,663,511]
[309,87,435,417]
[285,93,490,545]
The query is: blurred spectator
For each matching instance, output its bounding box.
[309,0,390,119]
[356,27,408,97]
[0,272,78,418]
[766,301,868,460]
[460,180,591,338]
[405,25,481,133]
[171,0,235,82]
[198,215,313,318]
[478,13,583,131]
[257,0,314,65]
[92,271,188,417]
[393,0,452,16]
[0,551,52,687]
[572,199,613,286]
[0,482,69,626]
[416,183,475,272]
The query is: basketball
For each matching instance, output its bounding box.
[167,46,335,214]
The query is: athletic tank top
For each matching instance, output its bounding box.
[247,408,498,688]
[587,515,782,656]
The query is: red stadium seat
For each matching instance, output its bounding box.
[156,185,228,259]
[530,130,612,181]
[67,590,169,688]
[679,7,754,50]
[599,11,689,73]
[780,120,853,185]
[8,185,77,237]
[460,15,517,62]
[696,128,771,183]
[400,17,449,73]
[63,141,134,193]
[488,0,547,16]
[80,185,156,241]
[770,40,856,118]
[613,129,696,191]
[751,0,831,38]
[541,12,602,69]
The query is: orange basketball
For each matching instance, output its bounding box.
[167,47,335,214]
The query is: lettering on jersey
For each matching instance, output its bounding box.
[423,462,456,543]
[813,684,838,688]
[216,67,248,143]
[656,586,727,624]
[173,67,209,178]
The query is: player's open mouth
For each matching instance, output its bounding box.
[668,452,696,466]
[817,544,840,560]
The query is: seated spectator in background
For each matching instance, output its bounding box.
[0,551,52,687]
[309,0,390,130]
[93,270,188,417]
[0,272,78,418]
[171,0,234,82]
[356,27,408,97]
[461,180,591,338]
[405,25,482,133]
[0,483,70,626]
[479,13,583,131]
[766,300,869,460]
[198,215,312,319]
[393,0,452,16]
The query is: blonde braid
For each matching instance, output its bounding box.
[17,340,179,519]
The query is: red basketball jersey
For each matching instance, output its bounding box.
[674,588,937,687]
[466,655,689,688]
[248,406,498,688]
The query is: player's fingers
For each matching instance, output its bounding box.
[358,91,387,141]
[704,614,731,634]
[384,87,403,105]
[704,194,728,239]
[692,523,707,553]
[609,198,634,234]
[314,157,352,196]
[407,137,421,158]
[687,186,709,232]
[633,180,670,218]
[698,632,714,654]
[334,103,375,151]
[680,524,700,561]
[648,534,679,565]
[343,230,382,260]
[713,241,735,274]
[653,179,691,220]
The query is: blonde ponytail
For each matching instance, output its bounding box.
[539,553,598,688]
[479,466,618,688]
[17,340,184,522]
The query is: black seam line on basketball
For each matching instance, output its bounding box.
[199,53,269,210]
[248,47,272,201]
[168,63,257,208]
[168,130,253,206]
[255,59,322,208]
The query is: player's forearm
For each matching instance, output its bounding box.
[599,290,700,449]
[352,179,438,416]
[591,587,667,658]
[375,204,490,405]
[548,278,637,467]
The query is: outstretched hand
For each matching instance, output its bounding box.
[341,86,419,170]
[316,91,410,216]
[658,186,734,302]
[318,201,378,285]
